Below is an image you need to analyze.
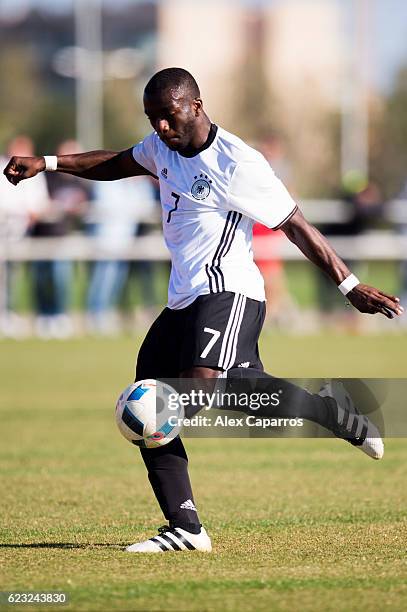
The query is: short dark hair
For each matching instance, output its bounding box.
[144,67,200,99]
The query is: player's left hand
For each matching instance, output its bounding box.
[347,284,404,318]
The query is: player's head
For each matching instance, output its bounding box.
[143,68,204,151]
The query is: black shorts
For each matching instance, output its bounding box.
[135,292,266,379]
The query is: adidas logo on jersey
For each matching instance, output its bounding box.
[237,362,250,368]
[161,167,168,179]
[180,499,197,511]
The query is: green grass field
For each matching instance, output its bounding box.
[1,332,406,611]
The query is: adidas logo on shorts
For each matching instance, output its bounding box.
[180,499,197,511]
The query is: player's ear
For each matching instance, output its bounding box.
[193,98,203,116]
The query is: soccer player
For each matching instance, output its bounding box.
[4,68,403,554]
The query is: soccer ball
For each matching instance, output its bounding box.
[115,379,183,448]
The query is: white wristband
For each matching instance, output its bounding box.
[338,273,360,296]
[43,155,58,171]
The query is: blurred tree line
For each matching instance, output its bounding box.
[370,67,407,198]
[1,5,407,199]
[0,4,156,153]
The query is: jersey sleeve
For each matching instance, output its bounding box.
[132,132,158,177]
[228,157,298,229]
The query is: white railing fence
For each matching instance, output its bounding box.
[1,198,406,319]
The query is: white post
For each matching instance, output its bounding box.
[341,0,370,182]
[74,0,104,150]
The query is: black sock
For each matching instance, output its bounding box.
[225,367,336,430]
[170,521,202,534]
[140,436,201,529]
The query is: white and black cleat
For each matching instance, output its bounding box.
[125,525,212,553]
[319,380,384,460]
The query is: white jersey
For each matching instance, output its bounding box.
[132,125,297,309]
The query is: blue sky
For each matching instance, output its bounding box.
[2,0,407,92]
[372,0,407,89]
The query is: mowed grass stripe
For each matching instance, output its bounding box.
[1,336,406,611]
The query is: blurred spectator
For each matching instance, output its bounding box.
[0,135,49,338]
[253,131,297,325]
[342,181,384,235]
[85,176,157,335]
[257,130,293,185]
[30,140,91,339]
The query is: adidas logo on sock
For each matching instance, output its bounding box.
[180,499,197,511]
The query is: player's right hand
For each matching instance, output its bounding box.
[3,156,45,186]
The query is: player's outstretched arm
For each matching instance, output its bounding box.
[3,148,151,186]
[280,208,404,319]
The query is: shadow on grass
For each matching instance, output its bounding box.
[0,543,125,549]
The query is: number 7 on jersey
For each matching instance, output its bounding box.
[167,192,180,223]
[200,327,221,358]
